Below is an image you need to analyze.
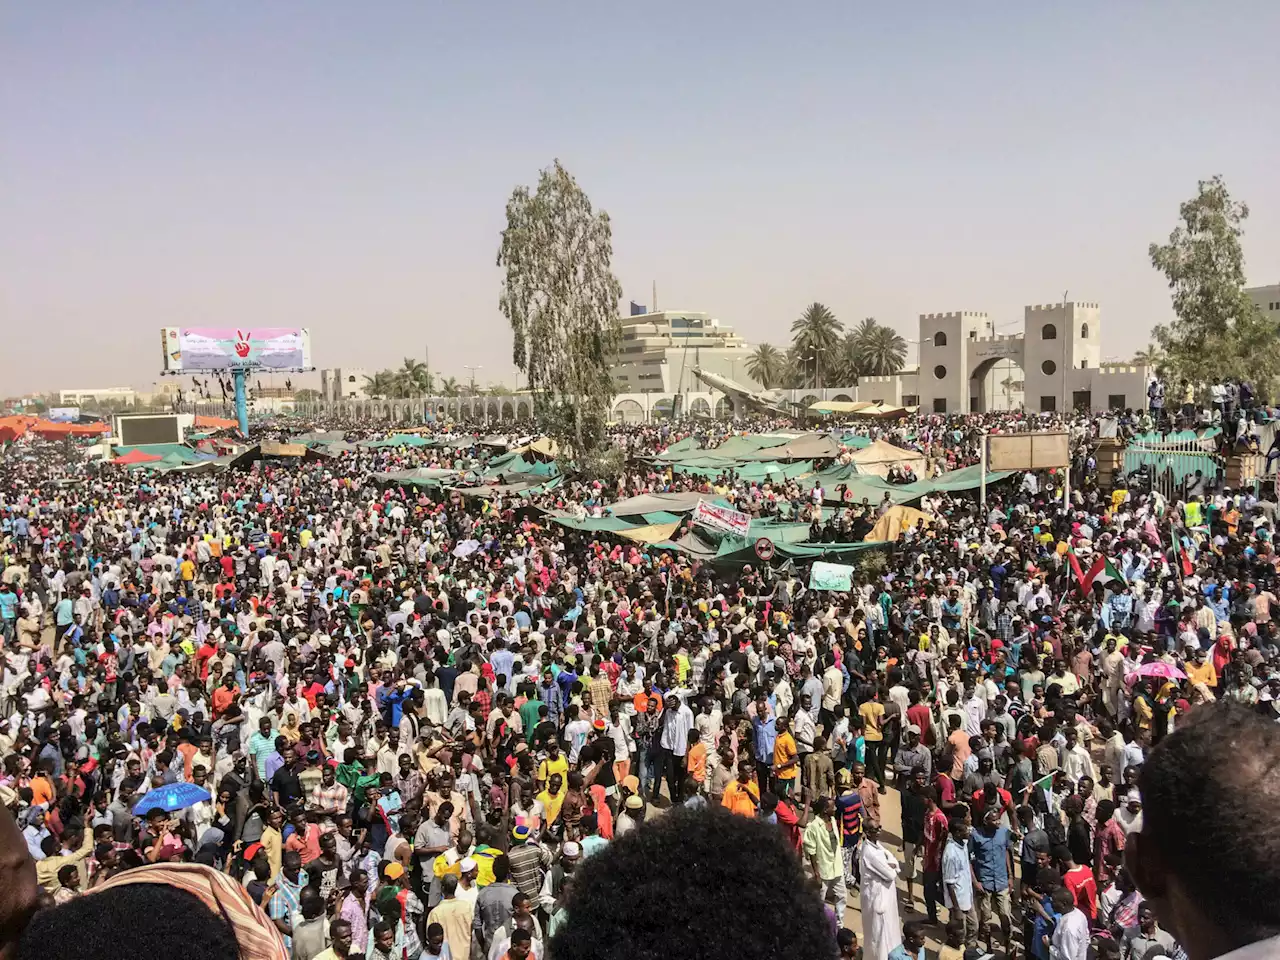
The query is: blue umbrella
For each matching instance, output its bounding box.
[131,782,212,815]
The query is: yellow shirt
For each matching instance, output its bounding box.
[1186,660,1217,688]
[537,754,568,786]
[180,559,196,581]
[299,529,313,549]
[261,826,282,878]
[538,784,567,824]
[859,701,885,742]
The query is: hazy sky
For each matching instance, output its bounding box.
[3,2,1278,396]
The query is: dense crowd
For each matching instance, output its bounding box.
[1,406,1278,960]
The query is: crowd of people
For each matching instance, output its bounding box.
[1,406,1279,960]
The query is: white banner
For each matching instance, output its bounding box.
[692,499,751,537]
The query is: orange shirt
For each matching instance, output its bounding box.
[211,684,239,718]
[721,778,760,817]
[632,692,662,716]
[773,732,799,780]
[30,776,54,809]
[285,823,322,865]
[687,742,707,783]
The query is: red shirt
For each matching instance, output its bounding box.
[774,799,802,851]
[933,772,956,807]
[971,786,1014,821]
[922,807,949,871]
[906,704,932,740]
[1064,865,1098,918]
[300,682,327,710]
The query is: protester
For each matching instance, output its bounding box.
[0,407,1273,960]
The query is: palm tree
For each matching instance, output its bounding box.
[745,343,786,389]
[850,318,908,377]
[440,377,461,397]
[789,302,843,388]
[394,358,433,396]
[1133,345,1163,368]
[363,371,396,398]
[830,331,862,385]
[781,343,815,388]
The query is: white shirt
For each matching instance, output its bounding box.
[1051,908,1090,960]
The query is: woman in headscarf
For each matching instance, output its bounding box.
[1212,633,1235,678]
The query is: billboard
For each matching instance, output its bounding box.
[47,407,81,423]
[987,431,1070,471]
[117,415,181,446]
[162,327,311,372]
[692,499,751,537]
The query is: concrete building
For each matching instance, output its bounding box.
[610,310,755,394]
[319,368,371,402]
[283,299,1145,425]
[1247,283,1280,321]
[913,301,1146,414]
[59,386,137,406]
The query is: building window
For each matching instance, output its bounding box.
[1040,395,1056,412]
[933,398,947,413]
[1042,360,1057,375]
[902,394,919,407]
[933,332,948,347]
[1080,323,1089,339]
[933,365,947,380]
[1042,323,1057,340]
[1081,359,1088,369]
[968,330,977,340]
[347,376,356,383]
[1108,394,1126,410]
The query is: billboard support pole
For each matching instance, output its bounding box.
[233,369,249,436]
[979,431,988,511]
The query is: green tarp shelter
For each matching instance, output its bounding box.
[804,463,1013,504]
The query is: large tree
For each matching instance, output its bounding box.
[394,358,433,396]
[850,317,908,377]
[1131,345,1163,368]
[1149,175,1279,396]
[745,343,786,389]
[789,302,843,388]
[498,160,622,456]
[362,371,396,398]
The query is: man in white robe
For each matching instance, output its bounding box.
[858,821,903,960]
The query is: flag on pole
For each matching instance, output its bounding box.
[1031,772,1055,808]
[1068,547,1125,595]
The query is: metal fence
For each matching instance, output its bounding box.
[1122,433,1223,500]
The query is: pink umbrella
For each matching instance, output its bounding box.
[1127,661,1186,684]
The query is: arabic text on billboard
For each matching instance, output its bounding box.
[163,327,309,371]
[692,500,751,537]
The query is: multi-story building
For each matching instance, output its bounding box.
[319,368,370,402]
[610,309,755,394]
[59,386,137,406]
[913,301,1147,414]
[1247,283,1280,321]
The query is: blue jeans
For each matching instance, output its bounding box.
[639,745,657,797]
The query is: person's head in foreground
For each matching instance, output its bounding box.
[549,806,837,960]
[17,883,241,960]
[1128,702,1280,960]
